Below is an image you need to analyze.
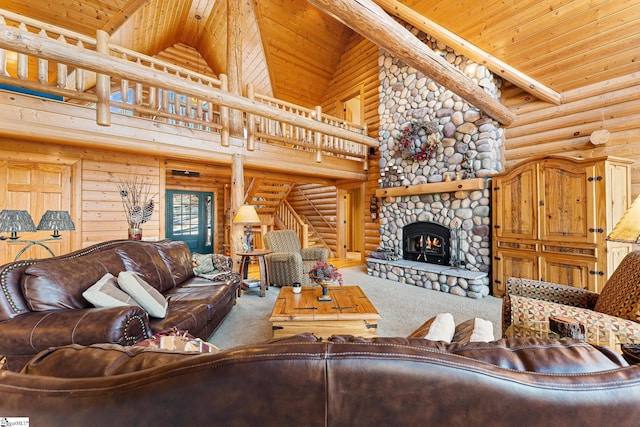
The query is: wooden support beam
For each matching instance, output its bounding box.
[373,0,561,106]
[231,153,245,269]
[102,0,151,35]
[307,0,516,126]
[0,23,378,147]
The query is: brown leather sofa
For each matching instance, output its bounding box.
[0,239,240,371]
[1,334,639,426]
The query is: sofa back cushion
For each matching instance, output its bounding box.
[115,242,175,293]
[22,250,125,311]
[155,240,194,286]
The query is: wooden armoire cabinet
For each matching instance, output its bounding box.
[492,155,632,296]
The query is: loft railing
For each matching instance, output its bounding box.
[0,8,376,167]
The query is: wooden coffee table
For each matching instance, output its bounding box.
[269,285,381,339]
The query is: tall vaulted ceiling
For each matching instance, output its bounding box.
[0,0,638,108]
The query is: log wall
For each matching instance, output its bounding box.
[502,72,640,196]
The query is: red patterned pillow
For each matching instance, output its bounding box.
[593,251,640,322]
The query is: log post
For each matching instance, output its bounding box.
[307,0,516,126]
[227,0,244,137]
[315,106,323,163]
[95,30,111,126]
[219,74,230,146]
[231,153,245,271]
[246,83,256,151]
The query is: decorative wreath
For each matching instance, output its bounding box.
[397,120,441,161]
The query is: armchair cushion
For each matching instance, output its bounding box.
[593,251,640,322]
[301,247,329,261]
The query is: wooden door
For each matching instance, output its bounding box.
[493,248,538,296]
[493,162,538,240]
[0,162,72,263]
[539,160,596,244]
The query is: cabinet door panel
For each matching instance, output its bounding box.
[540,162,596,244]
[493,163,538,240]
[493,249,538,297]
[540,255,596,290]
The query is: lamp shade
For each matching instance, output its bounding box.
[607,195,640,243]
[233,205,261,224]
[0,209,37,235]
[37,210,76,237]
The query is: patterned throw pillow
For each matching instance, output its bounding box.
[82,273,139,308]
[593,251,640,322]
[118,271,168,318]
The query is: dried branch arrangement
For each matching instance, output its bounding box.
[116,177,157,229]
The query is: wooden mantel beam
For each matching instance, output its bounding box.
[373,0,561,105]
[0,24,378,147]
[307,0,516,126]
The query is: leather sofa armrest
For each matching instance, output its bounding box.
[0,306,151,355]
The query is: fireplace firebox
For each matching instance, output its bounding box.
[403,222,450,265]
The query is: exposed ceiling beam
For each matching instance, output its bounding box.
[307,0,516,126]
[373,0,561,105]
[102,0,150,35]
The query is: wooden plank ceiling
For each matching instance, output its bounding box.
[0,0,638,108]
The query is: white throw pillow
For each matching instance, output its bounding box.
[424,312,456,343]
[469,318,495,342]
[117,271,168,318]
[83,273,140,308]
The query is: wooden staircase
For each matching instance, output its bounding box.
[245,178,332,255]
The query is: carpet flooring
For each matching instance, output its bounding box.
[208,265,503,349]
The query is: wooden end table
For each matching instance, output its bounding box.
[237,249,271,298]
[269,285,381,339]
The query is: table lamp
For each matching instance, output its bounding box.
[0,210,36,240]
[37,210,76,238]
[233,205,261,251]
[607,195,640,243]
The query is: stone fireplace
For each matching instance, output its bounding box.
[403,221,450,265]
[367,24,505,299]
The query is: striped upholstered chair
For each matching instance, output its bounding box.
[263,230,328,286]
[502,251,640,346]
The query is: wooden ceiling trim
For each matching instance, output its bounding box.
[374,0,560,104]
[309,0,516,125]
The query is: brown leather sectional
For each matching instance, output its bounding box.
[1,334,639,426]
[0,239,240,371]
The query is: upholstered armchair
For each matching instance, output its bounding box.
[263,230,328,286]
[502,251,640,346]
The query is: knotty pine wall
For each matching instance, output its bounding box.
[502,72,640,196]
[0,139,162,257]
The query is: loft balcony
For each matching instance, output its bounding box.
[0,9,377,181]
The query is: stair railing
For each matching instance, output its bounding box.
[275,200,309,248]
